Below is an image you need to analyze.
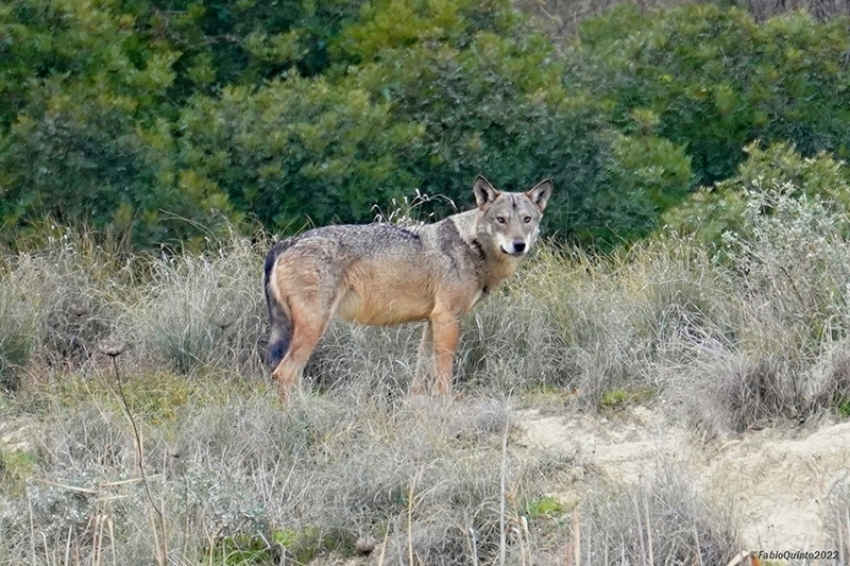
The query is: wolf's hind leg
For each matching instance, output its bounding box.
[270,289,343,403]
[271,314,326,402]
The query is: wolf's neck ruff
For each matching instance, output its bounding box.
[470,238,487,262]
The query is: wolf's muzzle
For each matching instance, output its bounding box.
[501,240,528,256]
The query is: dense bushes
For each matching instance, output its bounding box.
[568,4,850,186]
[2,0,850,248]
[0,0,676,245]
[664,141,850,248]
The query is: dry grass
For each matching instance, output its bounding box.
[2,369,747,565]
[573,464,739,565]
[125,235,268,377]
[6,188,850,432]
[0,373,554,565]
[826,477,850,566]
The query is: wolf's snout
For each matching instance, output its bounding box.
[501,240,528,255]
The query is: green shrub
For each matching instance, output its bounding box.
[569,4,850,186]
[665,142,850,249]
[175,75,422,232]
[0,0,698,249]
[341,0,694,245]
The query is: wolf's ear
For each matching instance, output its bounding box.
[526,179,553,212]
[473,175,500,210]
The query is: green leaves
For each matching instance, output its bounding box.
[664,142,850,249]
[569,4,850,186]
[175,76,421,231]
[2,0,848,250]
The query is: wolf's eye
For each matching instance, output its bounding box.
[523,216,532,224]
[496,216,507,224]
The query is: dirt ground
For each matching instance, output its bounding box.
[517,405,850,554]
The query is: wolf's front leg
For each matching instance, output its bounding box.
[429,312,461,396]
[411,321,433,395]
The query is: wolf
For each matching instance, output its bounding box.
[263,175,553,401]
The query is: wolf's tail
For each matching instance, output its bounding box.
[264,242,294,367]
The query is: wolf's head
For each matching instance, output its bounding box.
[472,175,553,257]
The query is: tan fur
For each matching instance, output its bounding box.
[263,175,553,402]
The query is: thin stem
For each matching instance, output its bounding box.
[109,356,168,565]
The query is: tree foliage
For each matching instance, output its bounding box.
[1,0,849,248]
[568,4,850,185]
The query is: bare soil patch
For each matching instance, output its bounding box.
[517,406,850,553]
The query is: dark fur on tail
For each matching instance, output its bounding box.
[264,240,295,366]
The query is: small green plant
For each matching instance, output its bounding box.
[834,396,850,418]
[523,495,569,519]
[600,388,654,409]
[0,446,36,495]
[214,526,359,565]
[213,533,275,565]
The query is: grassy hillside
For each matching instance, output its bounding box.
[3,178,850,562]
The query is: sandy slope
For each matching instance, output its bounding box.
[517,405,850,554]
